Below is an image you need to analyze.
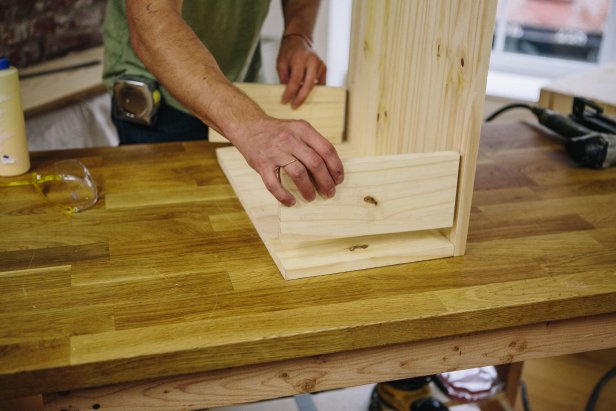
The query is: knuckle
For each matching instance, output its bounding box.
[287,166,307,179]
[306,153,324,171]
[296,119,311,131]
[321,181,335,193]
[322,142,336,157]
[275,131,295,145]
[290,69,304,80]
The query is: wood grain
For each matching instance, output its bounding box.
[538,62,616,117]
[208,83,346,144]
[279,151,460,241]
[346,0,497,256]
[514,348,616,411]
[217,146,456,279]
[1,122,616,401]
[20,47,105,117]
[44,313,616,411]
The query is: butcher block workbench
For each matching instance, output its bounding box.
[1,122,615,410]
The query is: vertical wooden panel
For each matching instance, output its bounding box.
[346,0,498,254]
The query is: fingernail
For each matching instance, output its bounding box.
[327,187,336,198]
[336,173,344,184]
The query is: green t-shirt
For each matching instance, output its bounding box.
[102,0,271,114]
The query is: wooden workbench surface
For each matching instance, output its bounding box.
[1,122,615,398]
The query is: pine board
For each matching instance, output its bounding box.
[346,0,497,255]
[538,63,616,118]
[216,146,455,279]
[208,83,346,144]
[279,151,460,241]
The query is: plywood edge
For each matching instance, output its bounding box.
[279,151,460,241]
[272,229,454,280]
[209,83,347,144]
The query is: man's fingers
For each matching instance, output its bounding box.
[318,64,327,85]
[277,60,290,84]
[300,127,344,185]
[282,65,304,105]
[291,60,319,109]
[261,168,296,207]
[291,138,337,198]
[281,160,318,202]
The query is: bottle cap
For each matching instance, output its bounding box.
[0,57,10,70]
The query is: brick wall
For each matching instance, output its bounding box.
[0,0,107,68]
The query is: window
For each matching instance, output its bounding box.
[490,0,616,78]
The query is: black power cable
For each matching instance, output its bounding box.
[485,103,536,122]
[585,366,616,411]
[485,101,616,168]
[520,381,532,411]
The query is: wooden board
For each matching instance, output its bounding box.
[20,47,105,117]
[208,83,346,144]
[216,146,454,279]
[214,0,497,278]
[538,63,616,117]
[279,151,460,241]
[42,313,616,411]
[345,0,497,256]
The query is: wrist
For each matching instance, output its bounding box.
[223,111,271,147]
[282,32,313,48]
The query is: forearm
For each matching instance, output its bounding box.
[125,0,343,206]
[126,0,265,143]
[281,0,320,39]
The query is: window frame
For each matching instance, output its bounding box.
[489,0,616,79]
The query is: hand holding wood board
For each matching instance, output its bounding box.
[279,152,460,241]
[208,83,346,144]
[216,0,497,279]
[217,146,459,279]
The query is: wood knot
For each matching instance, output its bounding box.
[508,339,527,353]
[364,195,378,206]
[297,378,316,392]
[349,244,369,252]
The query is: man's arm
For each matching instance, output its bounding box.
[126,0,343,206]
[277,0,326,108]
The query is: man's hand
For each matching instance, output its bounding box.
[277,33,326,109]
[126,0,340,206]
[231,116,343,206]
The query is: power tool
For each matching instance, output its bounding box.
[485,97,616,169]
